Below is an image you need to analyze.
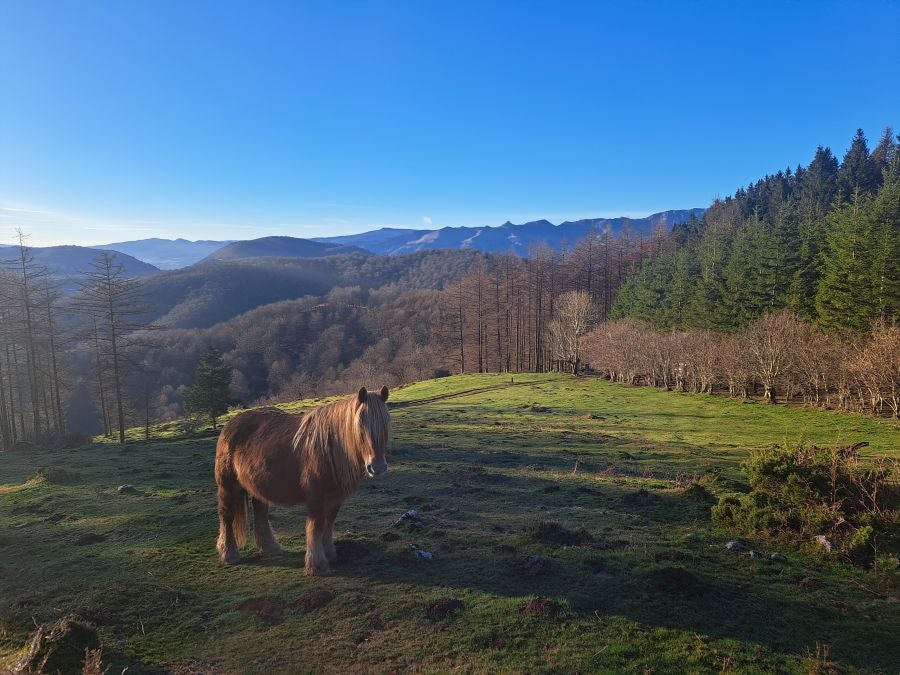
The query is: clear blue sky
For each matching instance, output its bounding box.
[1,1,898,246]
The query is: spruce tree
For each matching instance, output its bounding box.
[184,347,233,429]
[837,129,877,201]
[870,155,900,320]
[815,193,878,332]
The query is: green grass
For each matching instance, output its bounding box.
[1,374,898,673]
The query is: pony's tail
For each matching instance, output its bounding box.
[215,430,249,552]
[232,492,249,549]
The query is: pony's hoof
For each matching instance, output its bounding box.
[221,553,241,566]
[260,545,284,557]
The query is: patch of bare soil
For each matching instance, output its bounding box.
[521,520,594,546]
[519,597,563,616]
[656,566,699,592]
[236,597,283,624]
[425,597,464,620]
[289,591,334,613]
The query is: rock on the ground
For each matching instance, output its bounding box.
[410,544,433,561]
[748,550,765,559]
[14,615,99,674]
[726,541,748,552]
[770,552,787,562]
[117,484,136,493]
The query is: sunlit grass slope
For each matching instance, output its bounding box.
[1,374,897,673]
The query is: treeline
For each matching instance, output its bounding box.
[583,312,899,417]
[438,228,667,373]
[0,238,68,448]
[613,128,899,332]
[0,242,158,448]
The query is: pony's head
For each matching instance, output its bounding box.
[355,385,391,477]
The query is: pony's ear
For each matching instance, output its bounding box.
[379,385,389,401]
[357,387,368,404]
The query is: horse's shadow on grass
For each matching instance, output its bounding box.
[237,458,896,672]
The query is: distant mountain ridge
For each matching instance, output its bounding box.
[201,236,368,262]
[92,209,705,268]
[311,209,705,255]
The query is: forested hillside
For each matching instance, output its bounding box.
[0,129,897,448]
[613,128,899,331]
[139,249,484,328]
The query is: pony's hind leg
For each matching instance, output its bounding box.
[216,479,246,566]
[304,511,332,576]
[252,497,283,556]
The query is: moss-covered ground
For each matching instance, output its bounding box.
[1,373,898,673]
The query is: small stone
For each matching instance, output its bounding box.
[726,541,748,552]
[117,484,136,493]
[409,544,433,560]
[812,535,833,552]
[748,550,764,559]
[770,552,787,562]
[684,532,700,542]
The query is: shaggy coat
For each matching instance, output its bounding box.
[215,385,390,575]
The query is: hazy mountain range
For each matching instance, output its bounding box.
[89,208,705,268]
[3,209,704,279]
[312,209,705,255]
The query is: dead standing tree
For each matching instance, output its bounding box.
[744,310,805,403]
[548,290,599,374]
[74,252,153,443]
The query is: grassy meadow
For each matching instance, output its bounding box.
[1,373,898,673]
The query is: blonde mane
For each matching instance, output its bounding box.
[292,393,391,496]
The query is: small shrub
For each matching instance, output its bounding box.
[712,442,898,565]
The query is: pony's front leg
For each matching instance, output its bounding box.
[304,513,332,576]
[322,503,341,562]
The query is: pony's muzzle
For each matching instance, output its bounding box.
[366,461,388,477]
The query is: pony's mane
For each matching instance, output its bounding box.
[291,393,390,496]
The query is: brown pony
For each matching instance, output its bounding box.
[215,385,390,575]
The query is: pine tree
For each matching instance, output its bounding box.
[184,347,232,429]
[869,154,900,320]
[815,193,878,332]
[837,129,877,201]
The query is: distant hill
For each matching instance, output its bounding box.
[202,236,368,262]
[96,238,231,269]
[2,245,159,279]
[137,249,482,329]
[313,209,706,255]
